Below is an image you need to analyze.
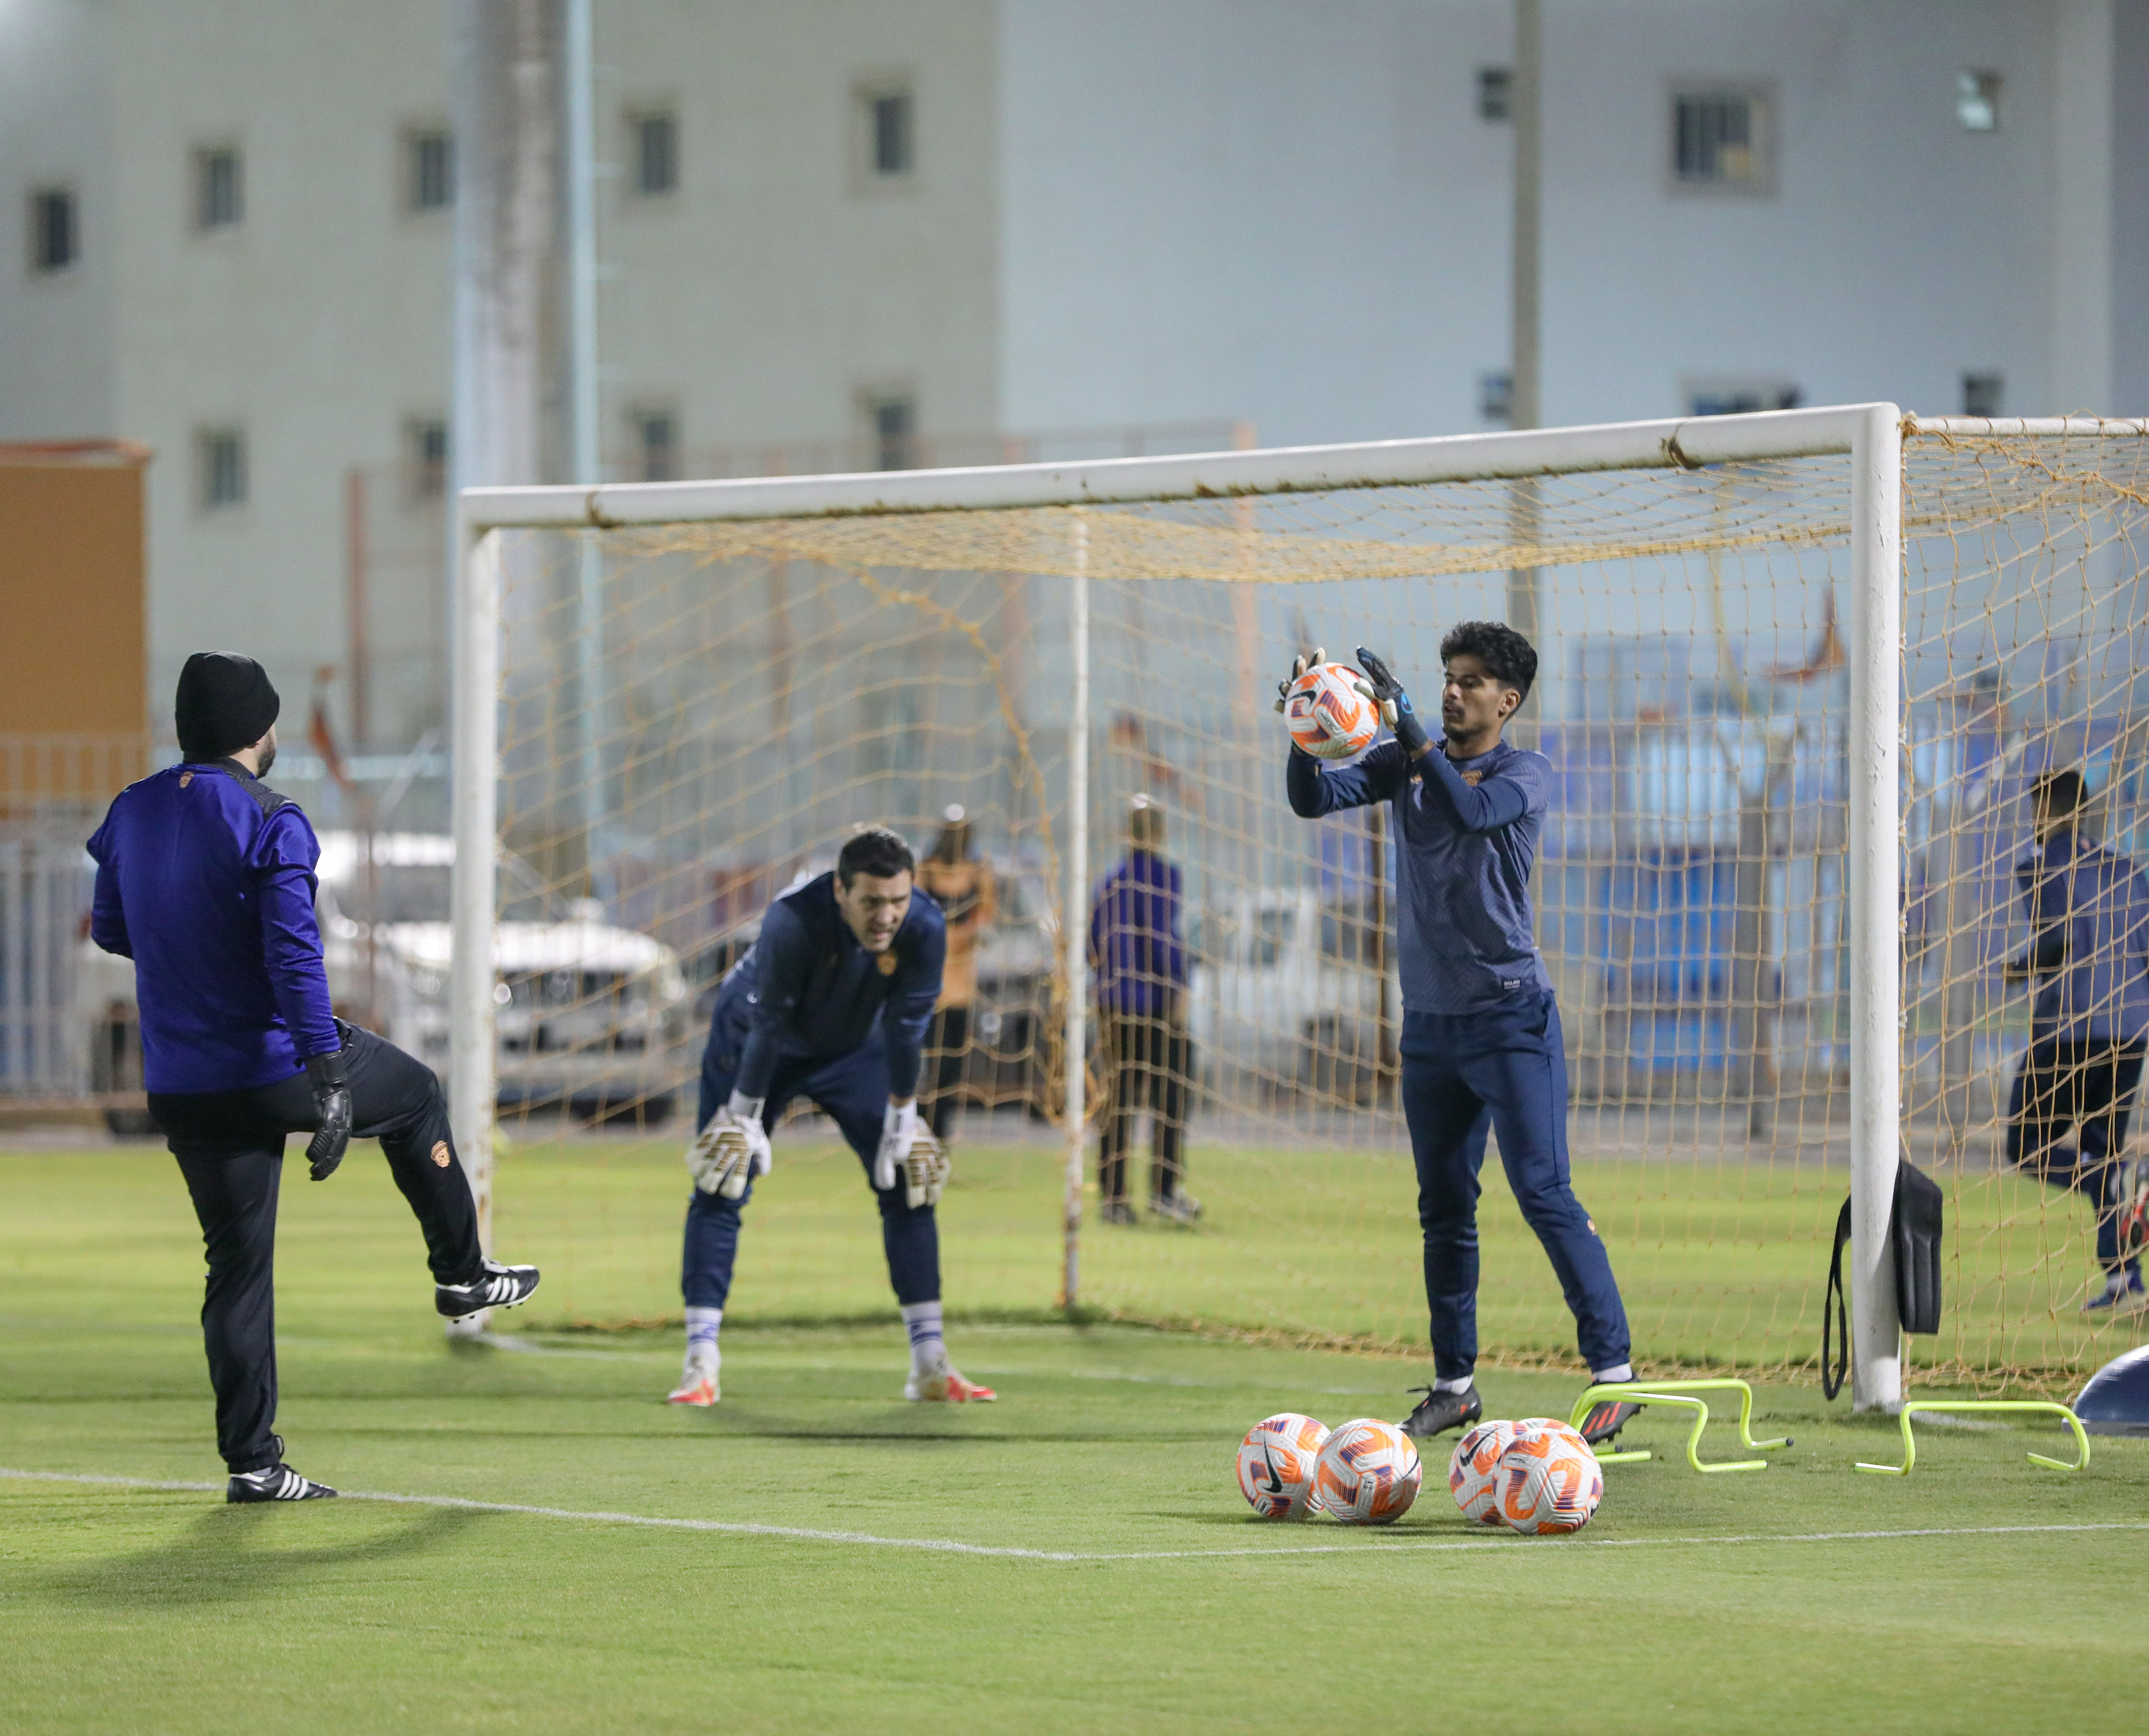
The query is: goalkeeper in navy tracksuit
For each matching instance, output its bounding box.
[669,826,996,1407]
[1283,623,1638,1444]
[86,653,539,1503]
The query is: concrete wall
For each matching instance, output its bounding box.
[0,0,117,440]
[1001,0,1513,446]
[108,0,454,725]
[601,0,999,464]
[1002,0,2119,441]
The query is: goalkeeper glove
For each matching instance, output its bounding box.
[1273,645,1326,715]
[1353,645,1431,758]
[304,1047,352,1181]
[873,1102,950,1208]
[684,1092,772,1199]
[873,1100,917,1195]
[902,1126,949,1209]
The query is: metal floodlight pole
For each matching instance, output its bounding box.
[565,0,606,898]
[1061,515,1091,1310]
[1846,404,1905,1413]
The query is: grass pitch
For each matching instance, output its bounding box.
[3,1140,2145,1734]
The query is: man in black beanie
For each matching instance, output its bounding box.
[86,652,540,1502]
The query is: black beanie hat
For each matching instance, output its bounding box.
[175,652,281,762]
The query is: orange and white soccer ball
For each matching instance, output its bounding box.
[1235,1412,1331,1521]
[1313,1418,1422,1524]
[1493,1417,1603,1536]
[1284,662,1379,760]
[1448,1418,1521,1525]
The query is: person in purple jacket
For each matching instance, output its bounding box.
[87,653,538,1503]
[1089,795,1198,1225]
[1283,623,1636,1445]
[2003,767,2149,1314]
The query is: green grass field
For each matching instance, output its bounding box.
[4,1137,2146,1734]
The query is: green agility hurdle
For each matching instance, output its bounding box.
[1567,1378,1789,1473]
[1854,1401,2090,1476]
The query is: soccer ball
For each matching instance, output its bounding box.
[1313,1418,1422,1524]
[1448,1418,1521,1524]
[1283,662,1379,760]
[1234,1413,1331,1521]
[1493,1418,1604,1536]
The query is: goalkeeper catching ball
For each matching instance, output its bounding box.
[671,826,995,1405]
[1282,624,1638,1445]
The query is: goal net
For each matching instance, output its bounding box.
[450,410,2149,1394]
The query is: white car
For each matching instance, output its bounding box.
[1187,889,1399,1097]
[79,830,694,1126]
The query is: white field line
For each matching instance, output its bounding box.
[7,1467,2149,1564]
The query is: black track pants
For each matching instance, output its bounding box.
[150,1025,484,1472]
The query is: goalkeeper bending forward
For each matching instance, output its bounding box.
[1283,623,1639,1445]
[670,826,996,1406]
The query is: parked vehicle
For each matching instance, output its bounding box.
[1188,889,1398,1099]
[77,831,695,1129]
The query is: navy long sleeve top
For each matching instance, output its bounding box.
[1088,850,1186,1017]
[706,871,946,1099]
[2013,828,2149,1042]
[86,761,341,1093]
[1286,737,1552,1014]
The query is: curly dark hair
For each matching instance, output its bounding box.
[838,826,916,885]
[1439,620,1537,701]
[2031,768,2088,819]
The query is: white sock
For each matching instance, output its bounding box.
[901,1300,945,1372]
[1592,1363,1633,1385]
[685,1306,722,1370]
[1433,1374,1474,1394]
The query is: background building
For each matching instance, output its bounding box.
[2,0,2145,758]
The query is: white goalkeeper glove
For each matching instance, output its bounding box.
[684,1092,772,1199]
[872,1102,950,1207]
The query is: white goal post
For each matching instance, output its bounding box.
[450,401,2140,1411]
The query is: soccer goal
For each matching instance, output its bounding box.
[448,406,2149,1410]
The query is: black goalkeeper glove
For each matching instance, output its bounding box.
[1273,645,1326,717]
[1353,646,1431,758]
[305,1047,353,1181]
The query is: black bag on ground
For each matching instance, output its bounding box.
[1822,1159,1945,1400]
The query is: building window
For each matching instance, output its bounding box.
[1477,67,1512,122]
[1962,373,2004,418]
[29,186,76,273]
[1479,370,1514,425]
[630,406,679,481]
[1957,70,2002,132]
[1670,86,1773,192]
[407,129,453,211]
[1684,380,1800,417]
[198,427,247,509]
[630,111,678,196]
[195,145,244,230]
[864,86,914,178]
[405,417,449,498]
[865,394,917,470]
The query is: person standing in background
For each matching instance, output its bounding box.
[916,805,997,1143]
[1090,796,1199,1226]
[2002,767,2149,1314]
